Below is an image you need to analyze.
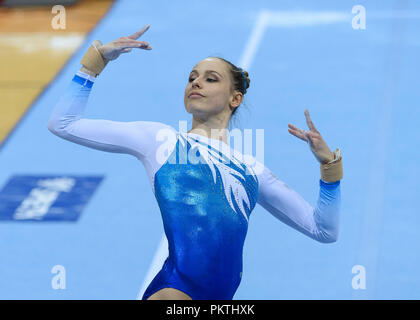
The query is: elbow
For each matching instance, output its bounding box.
[319,236,338,244]
[47,120,58,135]
[47,115,67,136]
[47,122,55,134]
[47,118,66,137]
[316,230,338,244]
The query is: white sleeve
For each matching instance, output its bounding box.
[256,163,341,243]
[47,71,176,162]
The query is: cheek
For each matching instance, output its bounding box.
[207,86,228,101]
[212,91,231,108]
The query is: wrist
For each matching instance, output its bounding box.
[79,66,97,78]
[320,148,343,182]
[80,40,108,76]
[321,152,335,165]
[325,148,341,164]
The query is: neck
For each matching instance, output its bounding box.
[188,114,230,144]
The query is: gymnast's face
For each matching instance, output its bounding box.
[184,58,235,120]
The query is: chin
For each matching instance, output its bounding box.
[185,103,208,116]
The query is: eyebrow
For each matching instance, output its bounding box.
[190,69,223,78]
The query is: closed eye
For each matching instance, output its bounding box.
[189,77,217,83]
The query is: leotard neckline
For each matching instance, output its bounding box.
[185,131,231,147]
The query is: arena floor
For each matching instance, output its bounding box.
[0,0,419,299]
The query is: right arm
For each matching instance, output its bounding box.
[47,70,170,160]
[47,25,166,160]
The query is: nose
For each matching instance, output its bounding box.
[191,77,201,89]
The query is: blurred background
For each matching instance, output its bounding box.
[0,0,419,299]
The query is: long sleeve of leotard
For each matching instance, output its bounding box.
[47,71,174,161]
[256,164,341,243]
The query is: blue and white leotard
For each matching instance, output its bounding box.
[48,71,341,300]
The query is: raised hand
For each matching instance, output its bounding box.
[288,109,335,164]
[97,24,152,62]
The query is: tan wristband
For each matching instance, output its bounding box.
[80,40,108,76]
[320,148,343,182]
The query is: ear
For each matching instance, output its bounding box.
[229,91,243,108]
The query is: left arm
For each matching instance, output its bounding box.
[256,109,343,243]
[257,166,340,243]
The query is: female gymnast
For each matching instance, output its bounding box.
[47,25,343,300]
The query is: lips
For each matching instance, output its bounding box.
[189,92,204,98]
